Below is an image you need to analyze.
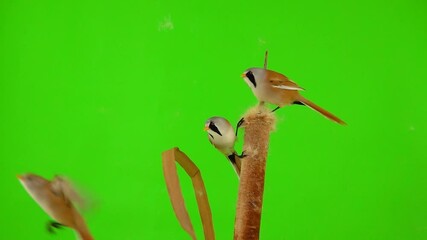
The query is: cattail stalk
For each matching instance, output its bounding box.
[234,106,275,240]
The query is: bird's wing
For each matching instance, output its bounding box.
[267,70,305,91]
[50,176,86,210]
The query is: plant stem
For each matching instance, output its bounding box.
[234,106,275,240]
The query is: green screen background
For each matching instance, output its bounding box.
[1,0,427,239]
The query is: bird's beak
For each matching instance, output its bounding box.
[241,73,246,78]
[203,126,209,131]
[17,174,23,180]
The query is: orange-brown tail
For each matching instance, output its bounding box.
[72,209,94,240]
[76,229,94,240]
[227,153,241,179]
[298,97,346,125]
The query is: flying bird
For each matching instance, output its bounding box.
[18,173,94,240]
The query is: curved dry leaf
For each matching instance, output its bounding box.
[162,147,215,240]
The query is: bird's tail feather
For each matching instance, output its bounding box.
[227,153,241,179]
[231,162,241,179]
[298,97,346,125]
[76,229,94,240]
[73,212,94,240]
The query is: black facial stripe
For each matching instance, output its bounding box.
[208,133,214,139]
[209,122,222,136]
[246,71,256,87]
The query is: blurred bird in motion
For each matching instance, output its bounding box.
[204,117,244,178]
[241,67,346,125]
[18,173,94,240]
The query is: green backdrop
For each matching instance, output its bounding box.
[1,0,427,239]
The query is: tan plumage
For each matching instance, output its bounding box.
[18,173,94,240]
[242,67,345,125]
[204,117,242,178]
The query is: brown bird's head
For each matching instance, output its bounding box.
[204,117,224,138]
[204,117,237,157]
[17,173,49,190]
[241,68,265,89]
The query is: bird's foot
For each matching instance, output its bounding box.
[237,151,247,159]
[235,117,245,136]
[46,221,64,234]
[271,106,280,113]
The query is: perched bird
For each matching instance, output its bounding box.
[241,67,346,125]
[18,173,94,240]
[204,117,243,178]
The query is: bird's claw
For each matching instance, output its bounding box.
[237,151,247,158]
[235,118,245,136]
[271,106,280,113]
[47,221,64,234]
